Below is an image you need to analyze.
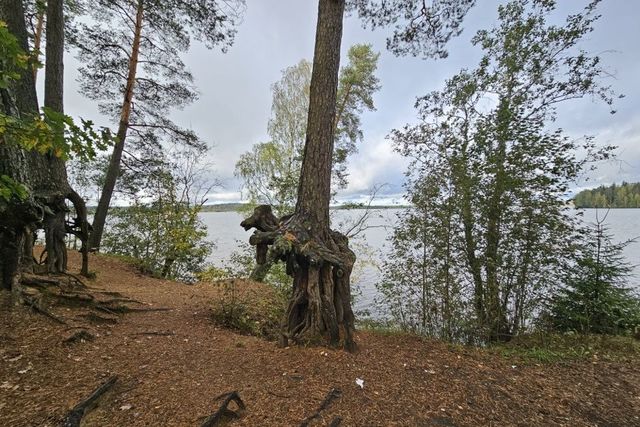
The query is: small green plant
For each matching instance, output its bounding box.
[491,332,640,363]
[545,216,640,336]
[209,279,287,341]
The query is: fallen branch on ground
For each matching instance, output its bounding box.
[201,391,245,426]
[131,331,175,336]
[62,376,118,427]
[299,388,342,427]
[63,330,95,344]
[22,294,67,325]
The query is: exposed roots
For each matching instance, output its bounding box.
[201,391,246,426]
[62,376,118,427]
[241,205,357,351]
[14,272,159,329]
[299,387,342,427]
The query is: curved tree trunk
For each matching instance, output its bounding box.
[88,0,144,251]
[242,0,357,351]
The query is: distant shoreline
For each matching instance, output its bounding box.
[86,204,639,213]
[199,203,412,213]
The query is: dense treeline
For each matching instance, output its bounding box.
[574,182,640,208]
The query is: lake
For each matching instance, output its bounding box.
[200,208,640,314]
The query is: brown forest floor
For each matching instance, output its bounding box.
[1,251,639,427]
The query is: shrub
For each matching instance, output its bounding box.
[545,219,640,335]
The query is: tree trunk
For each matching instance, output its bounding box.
[89,0,144,250]
[32,7,45,83]
[41,0,70,274]
[242,0,357,352]
[1,0,85,289]
[295,0,343,230]
[1,0,42,290]
[44,0,64,113]
[483,99,512,342]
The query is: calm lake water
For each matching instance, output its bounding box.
[200,209,640,314]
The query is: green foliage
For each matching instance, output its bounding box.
[351,0,475,59]
[0,108,111,160]
[574,182,640,208]
[201,240,293,291]
[0,21,28,89]
[0,175,29,202]
[545,221,640,335]
[235,44,380,215]
[101,149,213,282]
[379,0,616,343]
[209,279,287,341]
[102,203,212,281]
[491,333,640,363]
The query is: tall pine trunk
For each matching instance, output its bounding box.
[295,0,343,229]
[42,0,69,273]
[89,0,144,250]
[241,0,358,351]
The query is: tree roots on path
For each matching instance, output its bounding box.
[62,376,118,427]
[201,391,246,426]
[299,387,342,427]
[12,272,157,328]
[241,205,357,351]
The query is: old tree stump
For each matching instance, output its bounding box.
[241,205,357,351]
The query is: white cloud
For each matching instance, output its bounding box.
[339,135,409,197]
[204,191,243,204]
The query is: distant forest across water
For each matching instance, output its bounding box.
[574,182,640,208]
[199,203,410,213]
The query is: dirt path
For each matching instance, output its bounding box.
[1,252,639,426]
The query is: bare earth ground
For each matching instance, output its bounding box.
[1,251,639,426]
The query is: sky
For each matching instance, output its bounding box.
[60,0,640,205]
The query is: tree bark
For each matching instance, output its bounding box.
[295,0,344,230]
[32,7,45,83]
[44,0,64,113]
[41,0,71,274]
[1,0,42,290]
[89,0,144,250]
[242,0,357,352]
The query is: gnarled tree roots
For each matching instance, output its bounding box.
[241,205,357,352]
[14,272,152,327]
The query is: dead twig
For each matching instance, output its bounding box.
[299,388,342,427]
[22,295,67,325]
[63,330,95,344]
[131,331,175,337]
[62,376,118,427]
[201,391,245,426]
[266,390,292,399]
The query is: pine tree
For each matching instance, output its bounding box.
[547,216,640,335]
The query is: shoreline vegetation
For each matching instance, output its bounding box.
[574,182,640,208]
[170,203,412,213]
[89,202,640,214]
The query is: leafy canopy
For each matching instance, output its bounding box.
[235,44,381,216]
[0,20,112,202]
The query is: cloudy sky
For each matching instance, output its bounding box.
[60,0,640,205]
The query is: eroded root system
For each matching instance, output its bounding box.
[241,205,357,351]
[14,272,158,329]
